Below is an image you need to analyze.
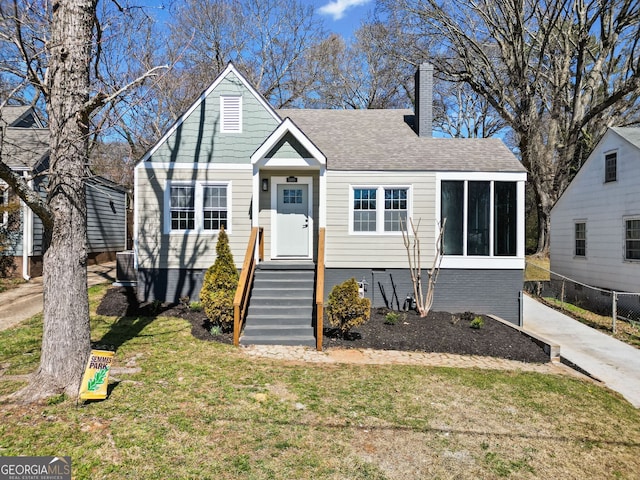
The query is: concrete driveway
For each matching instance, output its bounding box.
[523,294,640,408]
[0,262,116,332]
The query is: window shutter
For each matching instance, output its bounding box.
[221,96,242,133]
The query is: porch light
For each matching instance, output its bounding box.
[262,178,269,192]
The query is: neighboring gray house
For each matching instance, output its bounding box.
[134,62,527,343]
[0,106,127,279]
[551,127,640,293]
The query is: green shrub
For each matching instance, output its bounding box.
[200,226,239,328]
[384,312,399,325]
[189,301,202,312]
[470,315,484,329]
[326,278,371,336]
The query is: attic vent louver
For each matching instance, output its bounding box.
[221,95,242,133]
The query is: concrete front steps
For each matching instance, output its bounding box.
[241,261,316,347]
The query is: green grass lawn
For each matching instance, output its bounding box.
[1,285,639,479]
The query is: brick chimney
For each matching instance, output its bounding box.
[414,63,433,137]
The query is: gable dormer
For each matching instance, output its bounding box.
[140,63,280,165]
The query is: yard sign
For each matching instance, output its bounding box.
[79,350,114,401]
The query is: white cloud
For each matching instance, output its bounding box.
[317,0,371,21]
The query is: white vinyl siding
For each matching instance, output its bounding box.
[221,96,242,133]
[551,129,640,292]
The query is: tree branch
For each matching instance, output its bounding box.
[0,158,53,230]
[83,65,169,117]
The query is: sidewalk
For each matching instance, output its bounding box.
[0,262,116,332]
[523,294,640,408]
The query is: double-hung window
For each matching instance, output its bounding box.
[353,188,377,232]
[605,152,617,183]
[203,185,228,231]
[384,188,408,232]
[170,185,195,231]
[440,180,518,256]
[352,186,410,233]
[575,222,586,257]
[625,218,640,261]
[167,182,230,233]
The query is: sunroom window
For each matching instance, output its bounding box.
[441,180,517,256]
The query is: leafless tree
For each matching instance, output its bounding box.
[166,0,326,108]
[304,24,414,109]
[401,218,446,318]
[0,0,165,401]
[379,0,640,253]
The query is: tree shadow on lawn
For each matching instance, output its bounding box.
[94,287,185,352]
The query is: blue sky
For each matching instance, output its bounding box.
[312,0,374,37]
[137,0,373,40]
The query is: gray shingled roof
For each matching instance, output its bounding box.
[278,109,525,172]
[1,127,49,169]
[611,127,640,150]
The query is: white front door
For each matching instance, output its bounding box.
[274,179,311,257]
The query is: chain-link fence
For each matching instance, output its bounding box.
[524,262,640,333]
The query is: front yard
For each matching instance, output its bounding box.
[0,284,639,479]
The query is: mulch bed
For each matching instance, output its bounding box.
[97,287,549,363]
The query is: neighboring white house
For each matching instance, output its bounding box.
[550,127,640,293]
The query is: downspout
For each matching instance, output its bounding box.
[21,171,33,281]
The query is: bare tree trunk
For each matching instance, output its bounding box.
[14,0,94,401]
[536,204,551,255]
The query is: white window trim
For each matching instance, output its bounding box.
[574,220,587,258]
[436,172,526,269]
[220,95,242,133]
[623,215,640,262]
[349,185,412,235]
[164,180,232,235]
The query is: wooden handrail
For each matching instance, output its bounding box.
[315,227,326,351]
[233,227,263,346]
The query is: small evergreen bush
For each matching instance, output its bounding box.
[326,278,371,336]
[200,226,239,329]
[470,315,484,329]
[384,311,399,325]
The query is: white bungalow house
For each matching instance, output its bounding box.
[550,127,640,293]
[133,63,527,346]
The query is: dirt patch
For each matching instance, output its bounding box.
[97,288,548,362]
[325,308,550,363]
